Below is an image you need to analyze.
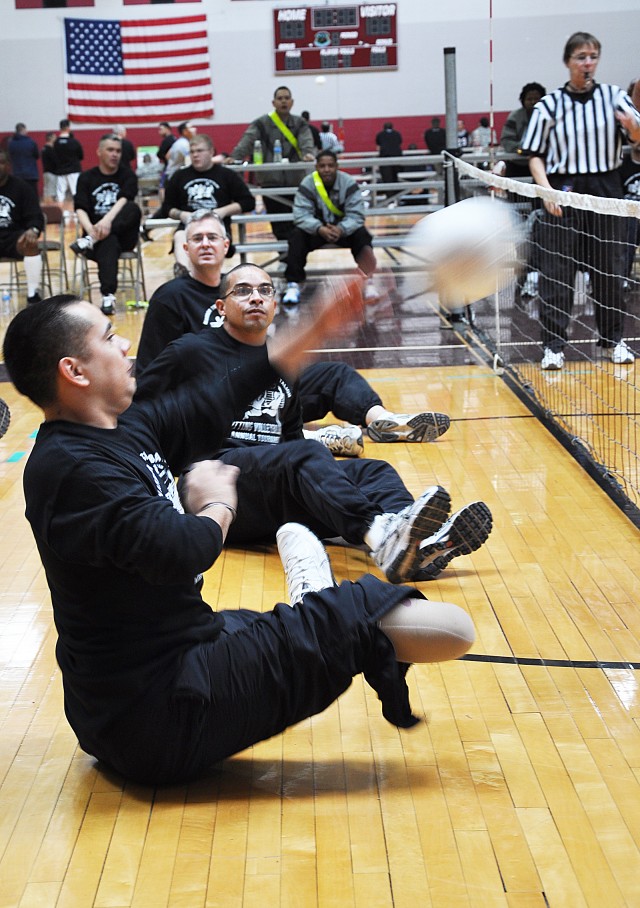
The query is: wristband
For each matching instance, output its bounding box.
[199,501,237,522]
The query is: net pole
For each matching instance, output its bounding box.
[443,47,459,208]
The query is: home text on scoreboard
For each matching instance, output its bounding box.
[273,5,398,74]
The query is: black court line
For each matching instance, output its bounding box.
[461,654,640,670]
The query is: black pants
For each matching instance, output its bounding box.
[299,361,382,426]
[84,201,141,295]
[219,439,413,546]
[285,226,374,283]
[95,576,420,785]
[537,173,627,352]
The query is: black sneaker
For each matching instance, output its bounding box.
[70,235,94,255]
[101,294,116,316]
[27,291,42,305]
[413,501,493,581]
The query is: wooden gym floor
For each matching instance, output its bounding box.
[0,226,639,907]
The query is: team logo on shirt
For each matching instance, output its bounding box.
[230,382,292,444]
[0,195,16,230]
[184,177,221,211]
[139,450,183,512]
[93,183,120,217]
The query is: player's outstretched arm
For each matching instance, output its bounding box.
[268,276,365,377]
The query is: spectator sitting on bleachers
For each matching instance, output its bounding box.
[282,150,376,307]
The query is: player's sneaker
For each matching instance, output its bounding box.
[371,485,452,584]
[282,282,301,305]
[276,522,336,606]
[367,411,450,443]
[101,294,116,316]
[541,348,564,370]
[412,501,493,581]
[70,235,94,255]
[303,424,365,457]
[606,340,634,365]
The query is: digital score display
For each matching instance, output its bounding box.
[274,4,398,74]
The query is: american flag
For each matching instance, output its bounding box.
[64,15,214,125]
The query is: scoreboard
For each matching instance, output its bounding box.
[273,4,398,74]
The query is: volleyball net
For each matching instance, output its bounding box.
[445,153,640,522]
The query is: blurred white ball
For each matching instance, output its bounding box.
[409,196,521,306]
[315,75,326,84]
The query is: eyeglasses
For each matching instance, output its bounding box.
[223,283,276,300]
[187,233,226,244]
[570,53,599,62]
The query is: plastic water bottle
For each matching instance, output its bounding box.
[273,138,282,163]
[1,290,11,316]
[252,140,263,165]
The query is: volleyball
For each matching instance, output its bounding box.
[408,196,521,306]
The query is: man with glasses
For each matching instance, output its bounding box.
[159,134,254,275]
[136,263,492,584]
[520,31,640,368]
[137,211,229,371]
[137,211,451,452]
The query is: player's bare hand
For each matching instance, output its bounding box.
[181,460,239,515]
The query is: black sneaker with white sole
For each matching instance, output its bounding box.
[367,411,451,443]
[372,485,452,584]
[412,501,492,581]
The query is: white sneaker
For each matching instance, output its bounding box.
[371,486,452,584]
[413,501,493,581]
[541,348,564,370]
[303,424,364,457]
[276,523,335,606]
[70,234,94,255]
[607,340,635,365]
[282,282,301,305]
[367,411,450,444]
[101,294,116,316]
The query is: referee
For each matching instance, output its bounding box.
[520,30,640,369]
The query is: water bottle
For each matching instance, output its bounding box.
[273,138,282,163]
[1,290,10,316]
[252,140,263,165]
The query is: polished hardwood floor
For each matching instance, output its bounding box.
[0,223,639,907]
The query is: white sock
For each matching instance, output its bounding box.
[364,513,389,552]
[23,255,42,296]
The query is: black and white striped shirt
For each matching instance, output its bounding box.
[519,83,640,174]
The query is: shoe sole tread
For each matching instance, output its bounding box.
[367,412,451,444]
[381,486,452,584]
[413,501,492,581]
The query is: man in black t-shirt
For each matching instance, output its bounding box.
[71,133,141,316]
[159,133,255,271]
[3,288,474,785]
[0,149,44,304]
[136,210,228,372]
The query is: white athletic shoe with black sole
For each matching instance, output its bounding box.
[372,485,452,584]
[276,522,336,606]
[412,501,493,581]
[303,424,364,457]
[367,411,451,443]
